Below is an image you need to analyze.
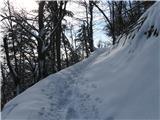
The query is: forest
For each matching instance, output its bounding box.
[0,0,155,110]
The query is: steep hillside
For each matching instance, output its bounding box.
[2,2,160,120]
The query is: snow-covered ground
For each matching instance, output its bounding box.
[2,2,160,120]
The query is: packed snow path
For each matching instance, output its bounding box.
[2,49,112,120]
[36,49,109,120]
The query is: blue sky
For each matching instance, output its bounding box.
[0,0,111,47]
[65,1,111,46]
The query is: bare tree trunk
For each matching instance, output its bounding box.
[85,2,90,55]
[112,2,116,45]
[55,1,64,71]
[1,63,6,109]
[62,32,69,67]
[83,23,89,57]
[3,37,20,95]
[55,1,67,71]
[89,1,94,52]
[38,1,46,79]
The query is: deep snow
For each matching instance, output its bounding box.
[2,2,160,120]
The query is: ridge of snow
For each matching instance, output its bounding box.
[2,2,160,120]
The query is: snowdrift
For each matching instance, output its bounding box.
[2,2,160,120]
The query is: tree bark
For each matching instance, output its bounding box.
[3,36,20,95]
[89,1,94,52]
[38,1,46,79]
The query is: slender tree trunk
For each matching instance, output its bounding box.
[51,33,56,73]
[85,3,90,55]
[84,24,89,57]
[55,2,64,71]
[62,32,69,67]
[70,25,74,49]
[56,25,62,71]
[38,1,46,79]
[89,1,94,52]
[49,1,58,73]
[3,37,20,95]
[112,2,116,45]
[1,63,6,109]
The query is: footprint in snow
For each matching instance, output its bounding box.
[106,116,114,120]
[38,107,45,116]
[91,84,97,88]
[95,97,102,103]
[41,89,45,92]
[48,96,53,99]
[66,107,78,119]
[50,108,54,112]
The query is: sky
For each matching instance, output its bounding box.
[0,0,111,47]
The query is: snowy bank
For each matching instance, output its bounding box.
[2,2,160,120]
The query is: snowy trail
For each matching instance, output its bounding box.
[2,49,106,120]
[38,48,108,120]
[2,48,108,120]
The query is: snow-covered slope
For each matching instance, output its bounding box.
[2,2,160,120]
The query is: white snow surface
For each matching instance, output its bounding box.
[2,2,160,120]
